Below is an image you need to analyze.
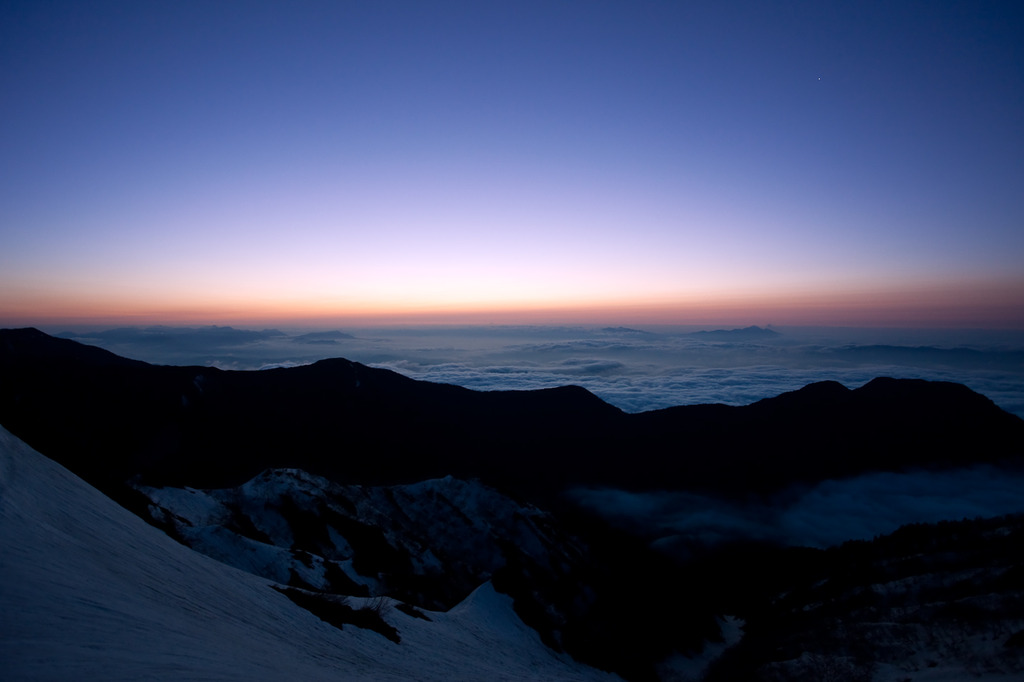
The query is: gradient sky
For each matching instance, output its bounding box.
[2,0,1023,327]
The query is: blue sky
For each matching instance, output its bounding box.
[2,1,1023,326]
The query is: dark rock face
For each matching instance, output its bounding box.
[135,465,725,680]
[136,470,583,611]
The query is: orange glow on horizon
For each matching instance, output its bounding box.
[4,276,1023,330]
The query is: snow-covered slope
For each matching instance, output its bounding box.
[0,425,618,681]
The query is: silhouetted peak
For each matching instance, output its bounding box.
[856,376,990,406]
[689,325,780,341]
[2,327,49,343]
[307,357,356,370]
[599,326,651,335]
[854,376,1009,420]
[1,327,147,368]
[751,379,851,410]
[517,384,623,415]
[791,379,850,396]
[858,376,968,397]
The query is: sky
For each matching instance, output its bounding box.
[2,0,1023,328]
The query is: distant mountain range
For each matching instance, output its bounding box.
[2,327,1024,681]
[292,329,357,344]
[686,325,781,341]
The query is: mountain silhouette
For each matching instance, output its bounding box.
[687,325,781,341]
[2,328,1022,502]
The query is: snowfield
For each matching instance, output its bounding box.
[0,426,618,681]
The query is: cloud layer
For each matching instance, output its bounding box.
[568,465,1024,552]
[53,324,1024,418]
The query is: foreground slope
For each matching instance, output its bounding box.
[0,426,616,681]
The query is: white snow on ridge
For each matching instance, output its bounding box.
[139,467,574,601]
[0,426,618,681]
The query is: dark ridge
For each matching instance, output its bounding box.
[1,327,148,368]
[599,326,651,335]
[626,375,1024,495]
[1,328,1022,501]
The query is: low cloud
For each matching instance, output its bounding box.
[567,466,1024,553]
[778,467,1024,546]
